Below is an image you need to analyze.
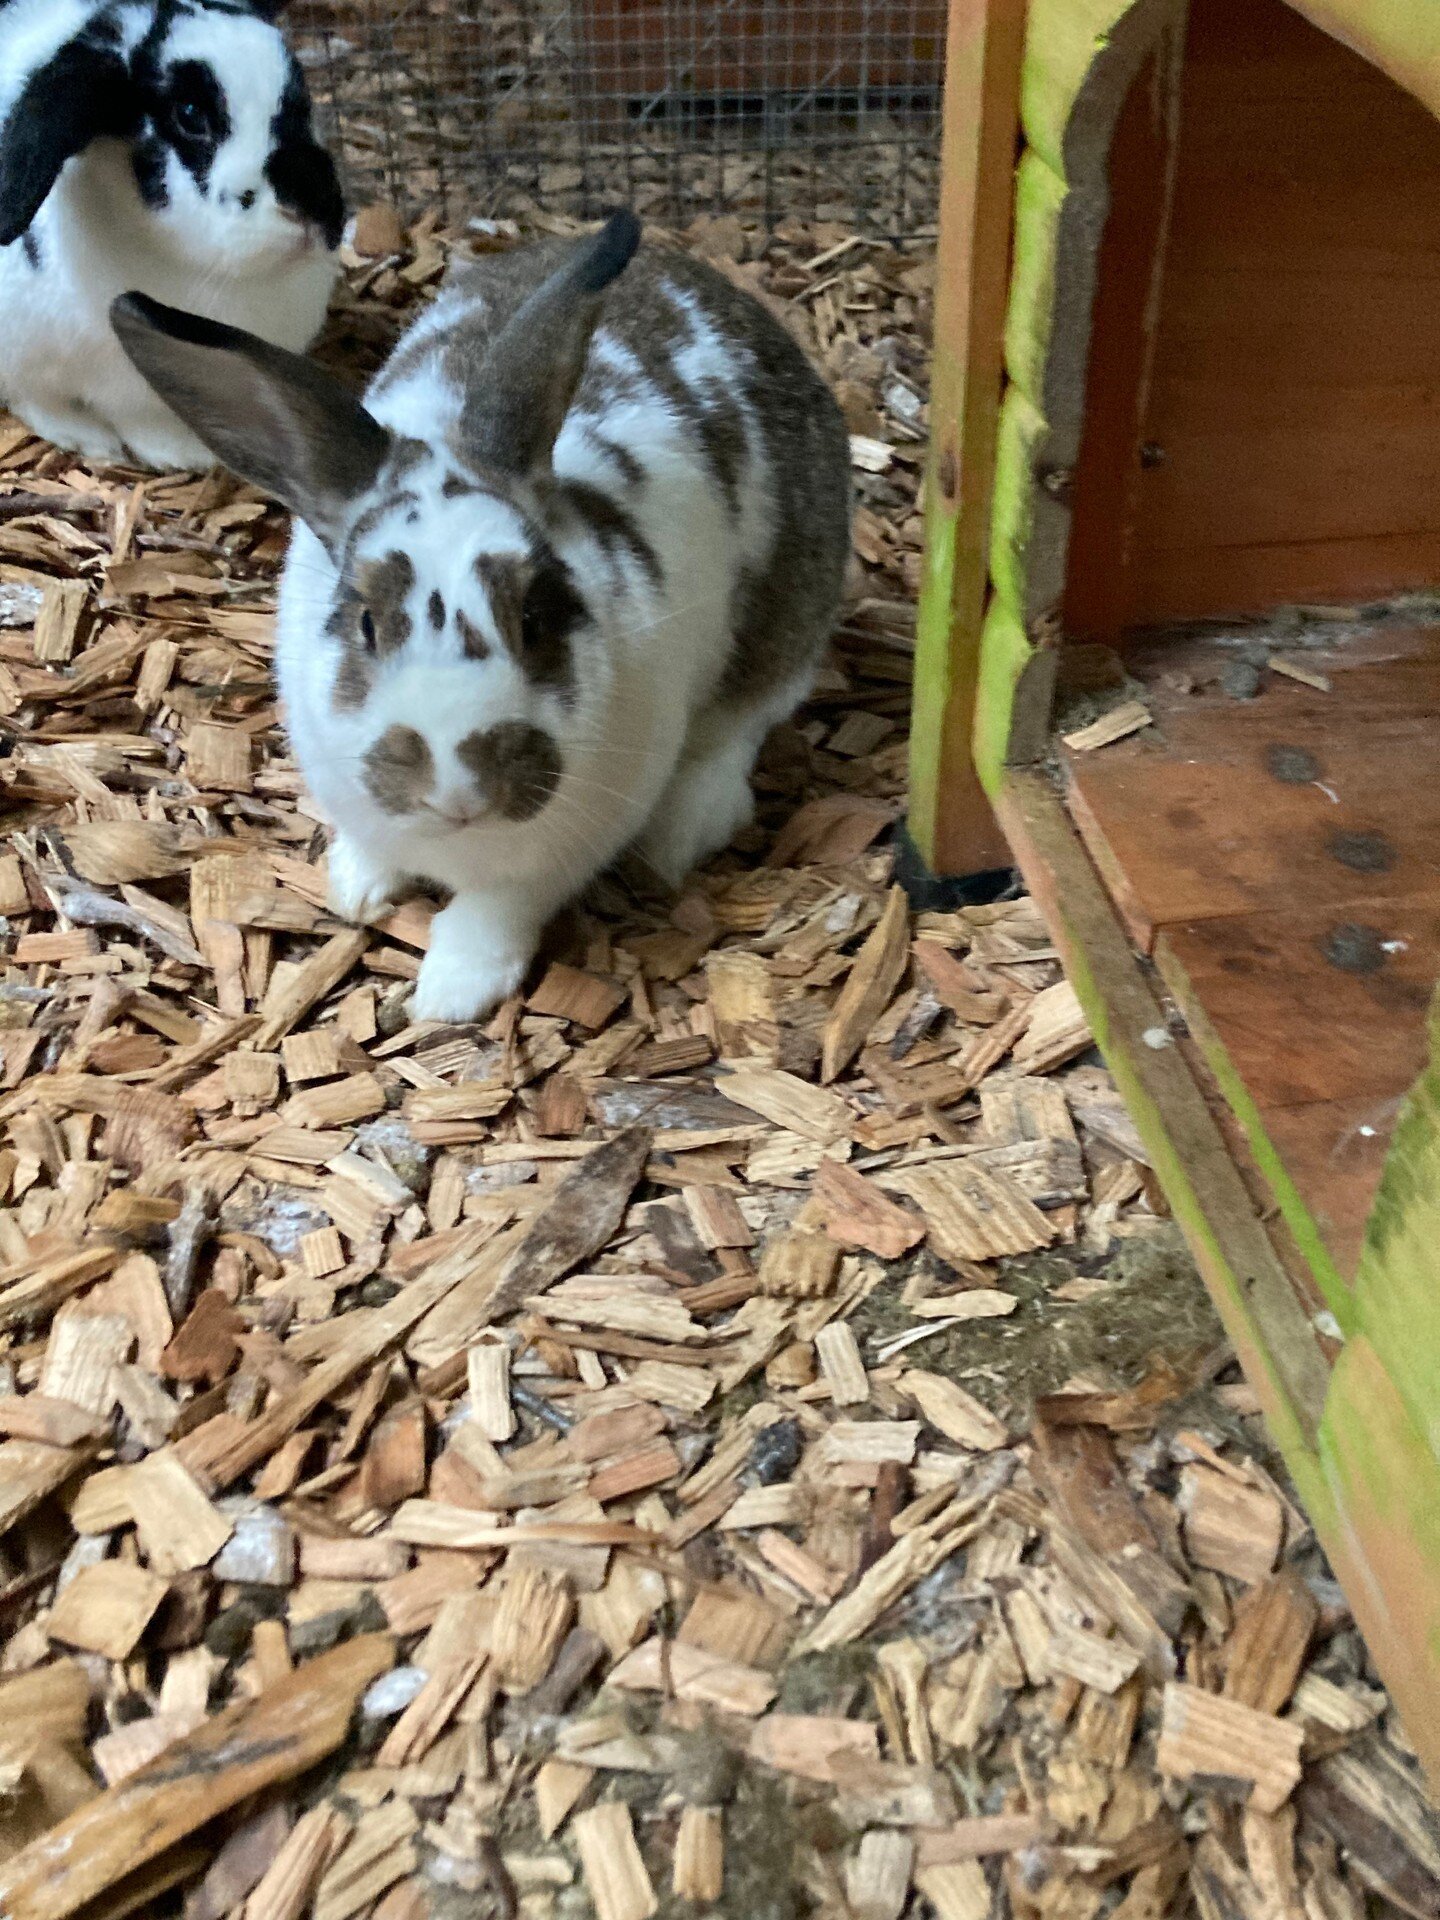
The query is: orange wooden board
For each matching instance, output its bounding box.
[1068,0,1440,630]
[1063,624,1440,948]
[1156,897,1438,1111]
[1262,1100,1399,1284]
[1061,624,1440,1282]
[1155,897,1436,1280]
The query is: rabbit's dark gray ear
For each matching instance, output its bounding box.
[0,38,139,246]
[245,0,290,17]
[110,294,390,547]
[459,211,641,478]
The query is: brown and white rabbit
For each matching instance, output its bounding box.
[111,213,853,1022]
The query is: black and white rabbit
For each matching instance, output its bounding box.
[0,0,342,470]
[111,214,853,1022]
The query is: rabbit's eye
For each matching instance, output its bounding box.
[359,610,378,652]
[166,70,220,143]
[521,568,583,653]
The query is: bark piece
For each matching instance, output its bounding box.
[485,1126,653,1321]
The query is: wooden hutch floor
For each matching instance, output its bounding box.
[1058,617,1440,1284]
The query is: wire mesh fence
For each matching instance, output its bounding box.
[290,1,945,238]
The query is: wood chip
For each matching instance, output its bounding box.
[815,1319,871,1405]
[1044,1620,1142,1694]
[127,1447,233,1573]
[467,1339,516,1441]
[1180,1463,1283,1585]
[573,1803,658,1920]
[748,1713,880,1782]
[813,1160,926,1257]
[0,1636,391,1920]
[759,1227,842,1298]
[242,1804,352,1920]
[822,885,910,1081]
[493,1564,575,1689]
[1011,980,1092,1075]
[885,1162,1053,1260]
[33,581,91,666]
[1223,1570,1317,1713]
[609,1639,777,1716]
[925,1860,1015,1920]
[528,962,626,1028]
[848,1830,913,1920]
[1062,700,1153,751]
[717,1067,852,1144]
[674,1805,724,1902]
[903,1371,1008,1451]
[1157,1682,1305,1814]
[46,1559,169,1660]
[1269,654,1331,691]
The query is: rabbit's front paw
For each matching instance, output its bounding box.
[411,946,528,1025]
[409,891,538,1025]
[328,834,403,926]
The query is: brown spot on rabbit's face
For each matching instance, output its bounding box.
[363,725,433,814]
[330,550,416,710]
[457,722,562,822]
[474,549,584,696]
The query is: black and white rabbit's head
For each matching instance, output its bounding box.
[0,0,343,270]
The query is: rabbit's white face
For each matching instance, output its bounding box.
[322,478,589,836]
[128,5,342,271]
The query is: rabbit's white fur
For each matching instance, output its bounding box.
[0,0,339,469]
[112,219,852,1023]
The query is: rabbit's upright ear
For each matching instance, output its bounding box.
[459,210,641,478]
[0,37,139,246]
[111,294,390,547]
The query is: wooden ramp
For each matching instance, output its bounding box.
[1061,619,1440,1293]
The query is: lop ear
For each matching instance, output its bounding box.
[244,0,290,16]
[459,209,642,478]
[0,38,139,245]
[111,294,390,548]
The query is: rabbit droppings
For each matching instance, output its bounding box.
[0,0,342,470]
[111,213,853,1024]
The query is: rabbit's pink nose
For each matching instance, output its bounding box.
[430,785,491,830]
